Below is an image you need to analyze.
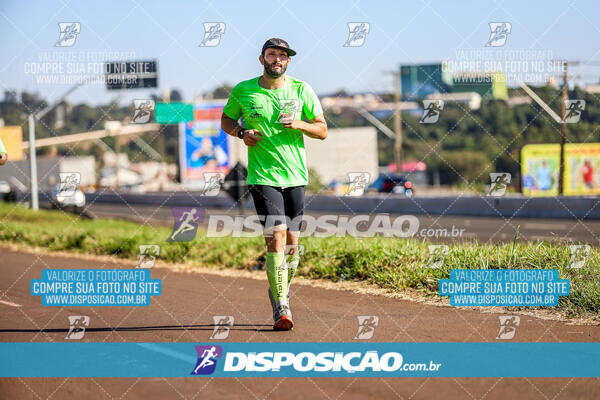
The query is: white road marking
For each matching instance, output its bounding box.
[0,300,22,307]
[523,223,567,230]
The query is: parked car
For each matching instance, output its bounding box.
[0,180,16,202]
[50,184,86,214]
[368,174,414,197]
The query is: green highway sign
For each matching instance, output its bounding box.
[154,102,194,124]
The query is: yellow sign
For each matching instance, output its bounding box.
[565,143,600,195]
[521,143,600,196]
[0,126,23,161]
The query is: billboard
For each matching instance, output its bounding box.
[400,63,453,100]
[0,126,23,161]
[521,143,600,196]
[565,143,600,195]
[179,103,229,182]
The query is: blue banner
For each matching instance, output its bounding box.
[30,269,162,306]
[439,269,570,306]
[1,342,599,377]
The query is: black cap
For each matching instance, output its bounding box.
[261,38,296,57]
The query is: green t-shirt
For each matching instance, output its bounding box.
[223,75,323,186]
[0,137,6,154]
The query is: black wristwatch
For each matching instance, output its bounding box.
[236,127,245,139]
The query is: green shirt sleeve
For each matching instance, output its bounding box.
[0,138,6,154]
[222,85,242,120]
[300,82,323,121]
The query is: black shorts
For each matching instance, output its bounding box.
[249,184,306,233]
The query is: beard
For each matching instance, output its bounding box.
[265,61,287,78]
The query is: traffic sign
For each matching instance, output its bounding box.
[105,60,158,90]
[154,102,194,124]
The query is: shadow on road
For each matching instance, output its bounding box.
[0,323,275,333]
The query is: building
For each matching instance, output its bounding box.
[585,84,600,94]
[452,71,508,100]
[506,95,532,107]
[227,127,379,186]
[305,127,378,185]
[0,156,96,192]
[400,63,453,100]
[425,92,482,110]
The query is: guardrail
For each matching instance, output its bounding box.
[67,191,600,220]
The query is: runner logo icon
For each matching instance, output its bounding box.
[132,99,155,124]
[65,316,90,340]
[277,99,301,123]
[58,172,80,197]
[210,316,234,340]
[485,22,511,47]
[420,100,444,124]
[568,245,590,269]
[354,315,379,339]
[488,172,511,196]
[199,23,225,47]
[201,172,225,196]
[564,100,586,123]
[137,244,160,268]
[191,345,222,375]
[168,207,204,242]
[344,22,370,47]
[496,316,520,340]
[425,245,449,269]
[55,22,81,47]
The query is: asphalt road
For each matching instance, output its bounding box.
[1,248,599,399]
[72,202,600,245]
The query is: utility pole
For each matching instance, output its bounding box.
[558,61,568,196]
[27,81,87,211]
[28,115,38,211]
[114,135,120,189]
[392,70,403,171]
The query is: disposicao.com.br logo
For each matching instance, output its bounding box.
[191,346,442,376]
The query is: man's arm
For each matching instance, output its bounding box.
[221,113,263,146]
[283,114,327,140]
[221,85,262,146]
[221,113,244,138]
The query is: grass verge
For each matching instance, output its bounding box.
[1,203,598,319]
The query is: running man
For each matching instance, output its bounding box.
[0,136,7,166]
[221,38,327,331]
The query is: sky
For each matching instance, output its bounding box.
[1,0,600,106]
